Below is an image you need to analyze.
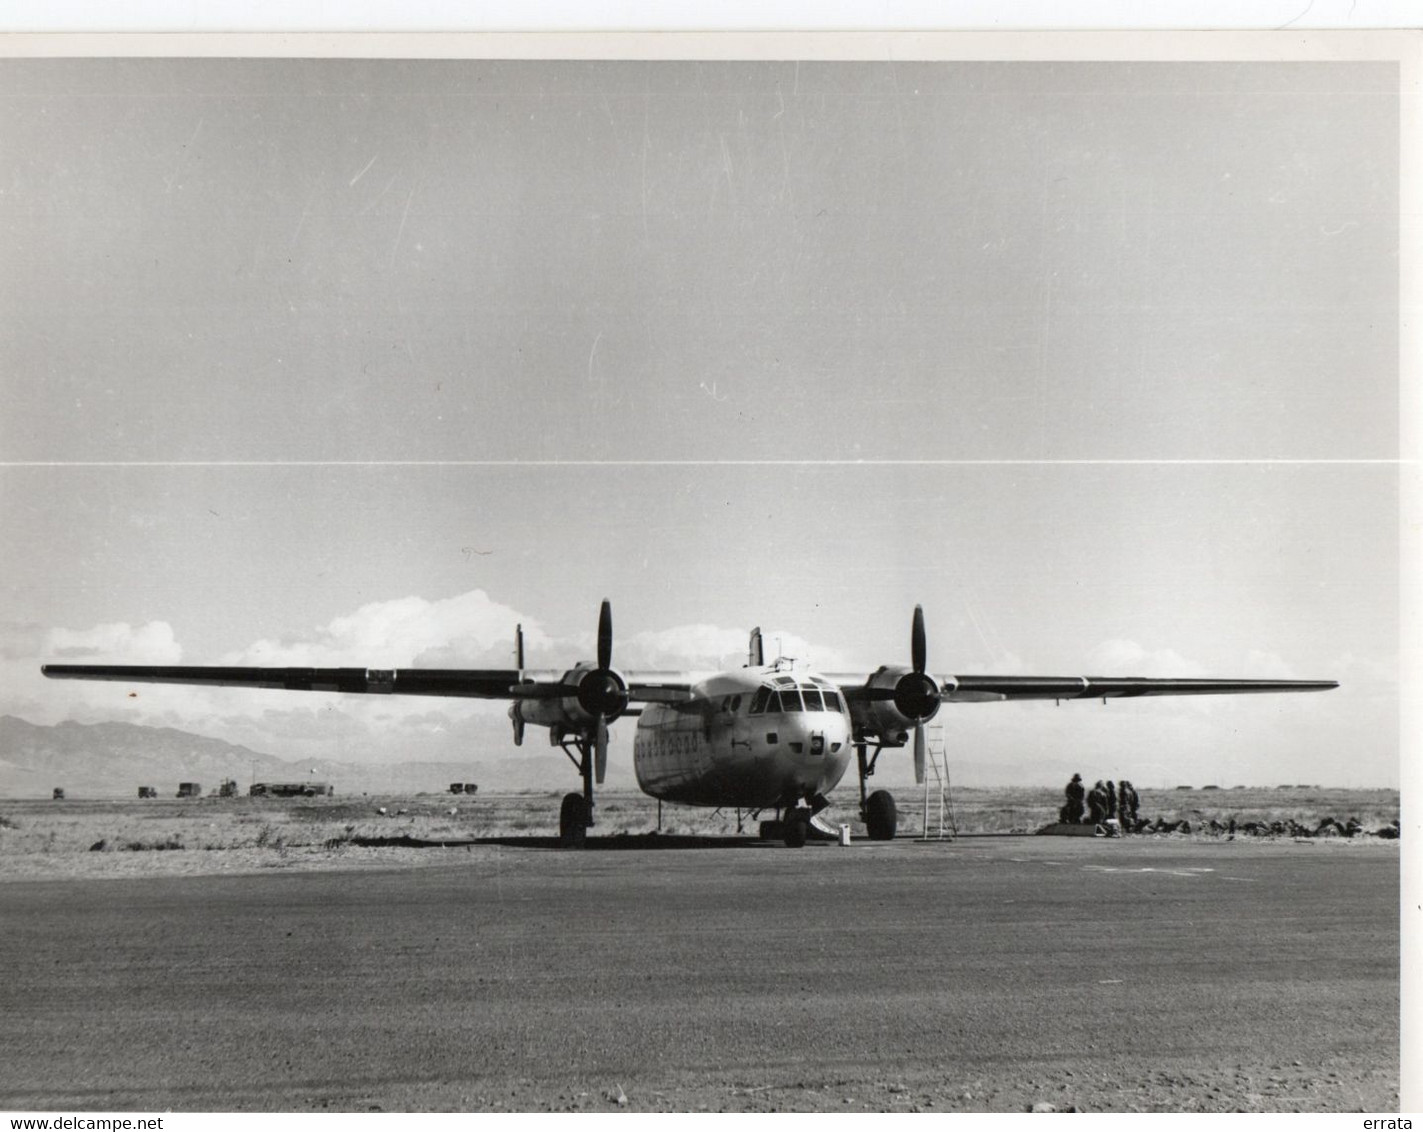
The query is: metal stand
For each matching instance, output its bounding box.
[918,723,958,841]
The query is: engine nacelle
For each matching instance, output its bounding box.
[507,664,629,742]
[859,665,941,741]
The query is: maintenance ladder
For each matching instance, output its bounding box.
[919,722,959,840]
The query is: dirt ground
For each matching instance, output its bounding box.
[0,785,1399,882]
[0,813,1401,1114]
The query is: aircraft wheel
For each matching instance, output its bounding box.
[559,792,588,848]
[784,812,809,848]
[865,790,897,841]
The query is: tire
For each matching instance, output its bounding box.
[784,813,809,849]
[865,790,897,841]
[559,792,588,847]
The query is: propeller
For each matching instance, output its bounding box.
[508,624,528,745]
[574,599,624,785]
[507,603,624,783]
[860,607,941,784]
[910,605,933,785]
[597,599,612,670]
[892,605,940,785]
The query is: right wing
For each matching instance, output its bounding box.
[40,664,694,704]
[41,664,522,698]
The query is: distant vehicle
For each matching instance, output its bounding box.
[217,779,238,798]
[42,600,1339,848]
[249,782,333,798]
[137,786,157,799]
[450,783,478,795]
[176,782,202,798]
[52,787,65,800]
[463,783,478,795]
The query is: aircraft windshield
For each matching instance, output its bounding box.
[749,683,847,715]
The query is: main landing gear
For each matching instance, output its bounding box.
[556,731,597,848]
[855,737,899,841]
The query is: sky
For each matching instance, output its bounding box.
[0,50,1408,788]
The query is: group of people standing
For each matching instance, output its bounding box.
[1060,773,1140,829]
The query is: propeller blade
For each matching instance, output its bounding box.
[509,703,525,746]
[912,604,927,675]
[594,716,608,785]
[515,623,525,669]
[913,723,926,785]
[597,599,613,671]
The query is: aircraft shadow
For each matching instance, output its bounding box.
[341,832,773,852]
[476,833,774,851]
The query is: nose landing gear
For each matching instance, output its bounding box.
[760,792,830,848]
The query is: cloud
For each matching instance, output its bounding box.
[1083,639,1207,678]
[42,621,182,664]
[1241,650,1298,679]
[0,621,45,660]
[220,590,543,668]
[616,623,752,671]
[1329,651,1398,686]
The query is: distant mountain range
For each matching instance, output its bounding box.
[0,714,1198,800]
[0,715,611,799]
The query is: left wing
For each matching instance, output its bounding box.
[827,605,1338,783]
[830,668,1338,715]
[932,674,1337,703]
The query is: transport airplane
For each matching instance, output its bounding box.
[42,601,1337,847]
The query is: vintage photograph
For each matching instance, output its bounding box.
[0,32,1409,1114]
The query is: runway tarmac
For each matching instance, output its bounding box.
[0,835,1399,1112]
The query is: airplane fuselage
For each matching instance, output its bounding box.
[633,660,854,808]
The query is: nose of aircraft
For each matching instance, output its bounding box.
[780,708,853,790]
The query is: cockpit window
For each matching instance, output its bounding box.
[780,687,805,712]
[749,687,771,714]
[822,690,844,713]
[802,687,825,711]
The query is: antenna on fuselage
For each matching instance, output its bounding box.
[748,626,764,667]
